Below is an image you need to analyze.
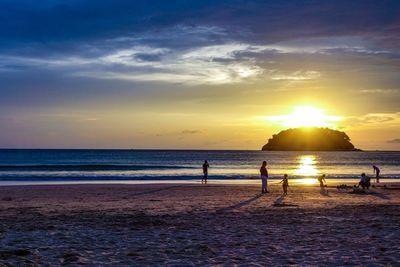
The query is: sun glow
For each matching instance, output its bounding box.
[295,155,319,176]
[269,106,341,128]
[297,178,318,185]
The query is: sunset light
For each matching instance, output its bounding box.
[269,106,342,128]
[1,1,399,265]
[297,178,318,185]
[295,155,320,176]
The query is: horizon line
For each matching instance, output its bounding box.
[0,148,399,152]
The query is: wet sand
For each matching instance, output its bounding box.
[0,182,399,266]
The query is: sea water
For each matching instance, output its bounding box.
[0,149,398,184]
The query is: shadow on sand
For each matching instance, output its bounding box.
[130,185,183,197]
[272,194,298,207]
[320,187,330,197]
[273,194,285,206]
[368,191,391,200]
[216,194,263,213]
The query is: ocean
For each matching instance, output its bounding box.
[0,149,399,184]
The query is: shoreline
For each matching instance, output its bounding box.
[0,178,399,187]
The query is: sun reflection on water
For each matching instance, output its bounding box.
[295,155,319,184]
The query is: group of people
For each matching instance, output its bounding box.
[201,160,381,193]
[260,161,330,194]
[358,165,381,190]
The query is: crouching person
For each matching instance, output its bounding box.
[358,173,371,190]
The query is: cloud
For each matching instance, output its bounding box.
[0,41,328,85]
[2,1,400,53]
[387,138,400,144]
[2,1,400,56]
[100,46,171,66]
[1,0,399,88]
[93,43,266,84]
[342,112,400,128]
[0,43,269,85]
[0,1,399,102]
[355,113,399,124]
[155,129,202,137]
[270,70,321,81]
[181,43,266,60]
[356,89,399,94]
[181,130,202,135]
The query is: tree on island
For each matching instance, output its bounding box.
[262,127,359,151]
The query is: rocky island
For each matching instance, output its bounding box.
[262,127,359,151]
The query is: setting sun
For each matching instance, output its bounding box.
[269,106,341,128]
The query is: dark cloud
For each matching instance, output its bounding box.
[1,0,399,54]
[0,0,216,54]
[0,0,399,107]
[0,0,398,62]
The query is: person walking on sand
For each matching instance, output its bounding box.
[260,161,269,193]
[373,165,380,183]
[318,174,326,188]
[280,174,289,195]
[202,160,209,184]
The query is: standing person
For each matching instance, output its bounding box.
[260,161,269,193]
[280,174,289,195]
[318,174,326,188]
[202,160,209,184]
[373,165,380,183]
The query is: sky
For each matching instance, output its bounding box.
[0,0,400,150]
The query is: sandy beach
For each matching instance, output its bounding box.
[0,182,399,266]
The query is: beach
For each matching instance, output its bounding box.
[0,182,399,266]
[2,0,400,266]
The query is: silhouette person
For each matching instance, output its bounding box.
[373,165,380,183]
[202,160,209,184]
[318,174,326,188]
[280,174,289,195]
[358,173,371,190]
[260,161,269,193]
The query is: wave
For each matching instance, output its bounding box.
[0,174,399,182]
[0,164,195,172]
[0,175,245,181]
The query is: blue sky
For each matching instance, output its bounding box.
[1,0,400,149]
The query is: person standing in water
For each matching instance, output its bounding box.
[373,165,380,183]
[318,174,326,188]
[202,160,210,184]
[260,161,269,193]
